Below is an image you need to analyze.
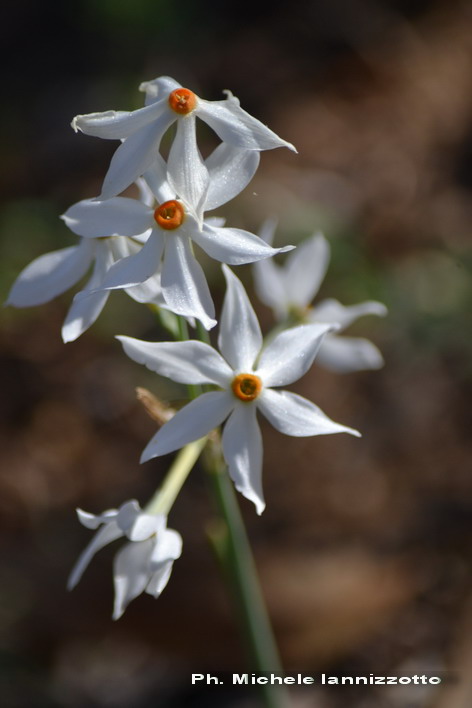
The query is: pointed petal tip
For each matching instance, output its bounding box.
[140,448,155,464]
[255,501,266,516]
[200,316,217,331]
[221,263,233,280]
[66,575,78,592]
[235,483,265,515]
[368,354,385,370]
[61,327,79,344]
[375,303,388,317]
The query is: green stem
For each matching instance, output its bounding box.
[145,437,207,517]
[176,316,200,399]
[196,319,211,345]
[205,439,289,708]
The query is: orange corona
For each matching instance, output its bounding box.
[168,88,197,115]
[154,201,185,230]
[231,373,262,402]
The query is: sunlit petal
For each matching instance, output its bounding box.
[197,96,296,151]
[62,197,153,238]
[222,403,265,515]
[257,323,336,387]
[161,236,216,330]
[117,336,232,386]
[141,392,233,461]
[258,389,361,438]
[218,265,262,370]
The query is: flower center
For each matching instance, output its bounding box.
[154,200,185,230]
[231,373,262,402]
[168,88,197,115]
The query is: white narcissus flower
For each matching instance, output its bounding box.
[63,151,292,330]
[5,231,163,343]
[118,266,360,515]
[253,224,388,373]
[67,500,182,620]
[72,75,296,201]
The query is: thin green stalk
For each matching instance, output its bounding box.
[176,316,200,399]
[205,439,290,708]
[145,437,208,516]
[196,319,211,345]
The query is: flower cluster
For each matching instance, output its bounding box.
[8,76,386,617]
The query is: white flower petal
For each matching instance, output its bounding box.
[145,561,174,598]
[283,232,330,307]
[125,273,163,303]
[100,113,175,200]
[257,323,336,387]
[145,526,182,598]
[99,231,164,291]
[141,391,233,461]
[310,298,388,331]
[222,403,265,515]
[196,96,296,152]
[61,242,114,342]
[62,197,153,238]
[6,241,93,308]
[252,257,287,317]
[150,528,183,564]
[193,224,293,265]
[143,155,175,204]
[316,335,385,373]
[117,336,232,386]
[62,288,110,344]
[139,76,182,106]
[128,513,165,542]
[161,235,216,330]
[67,520,123,591]
[258,389,361,438]
[218,265,262,371]
[76,507,118,530]
[113,539,154,619]
[115,500,142,531]
[136,177,155,207]
[204,143,260,211]
[168,114,209,215]
[125,273,164,307]
[72,101,165,138]
[204,216,226,228]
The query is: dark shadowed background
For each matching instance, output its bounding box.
[1,1,472,706]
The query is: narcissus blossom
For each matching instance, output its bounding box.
[253,224,388,372]
[68,500,182,620]
[72,75,296,201]
[63,152,292,330]
[118,266,360,515]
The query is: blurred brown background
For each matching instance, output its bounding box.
[1,1,472,706]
